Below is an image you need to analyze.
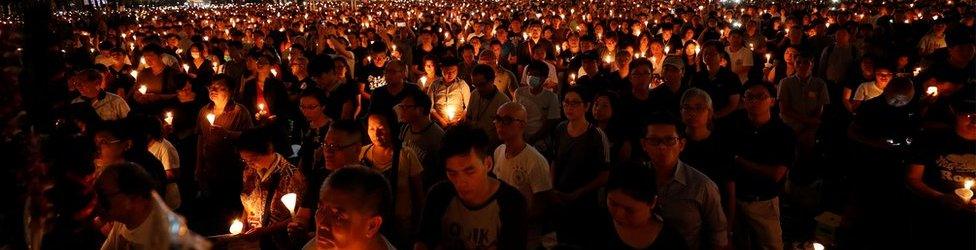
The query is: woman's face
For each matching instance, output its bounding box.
[685,43,698,56]
[681,96,711,128]
[607,190,654,228]
[300,96,325,121]
[562,92,588,120]
[784,48,799,63]
[592,96,613,122]
[94,131,127,161]
[367,115,391,147]
[208,83,230,104]
[424,60,437,74]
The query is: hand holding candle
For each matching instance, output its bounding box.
[182,64,190,73]
[955,179,974,202]
[229,219,244,235]
[138,84,148,95]
[281,193,297,215]
[443,105,458,123]
[207,112,216,126]
[926,86,938,96]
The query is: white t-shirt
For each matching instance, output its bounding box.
[853,81,884,101]
[73,92,131,121]
[426,78,471,119]
[513,87,561,137]
[492,144,553,202]
[148,139,180,171]
[100,193,210,250]
[727,46,754,83]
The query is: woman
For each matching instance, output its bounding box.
[551,87,610,249]
[681,41,700,80]
[195,75,254,235]
[185,43,216,90]
[764,46,798,85]
[605,163,689,250]
[358,113,424,246]
[417,55,439,91]
[237,127,306,250]
[591,91,632,163]
[851,64,895,110]
[296,90,333,175]
[677,88,735,224]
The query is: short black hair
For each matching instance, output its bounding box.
[141,43,164,55]
[439,56,461,68]
[441,124,489,160]
[237,127,274,154]
[322,165,392,216]
[309,54,337,77]
[329,120,365,143]
[744,83,778,99]
[607,161,658,203]
[526,60,549,76]
[299,89,329,109]
[403,89,433,115]
[97,162,157,200]
[642,112,684,137]
[471,64,496,82]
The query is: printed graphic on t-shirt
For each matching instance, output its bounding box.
[937,153,976,185]
[441,198,501,249]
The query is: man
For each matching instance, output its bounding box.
[690,41,742,118]
[519,44,559,92]
[726,31,754,84]
[310,55,360,120]
[133,44,184,115]
[396,91,446,189]
[236,128,306,249]
[369,60,424,119]
[817,27,857,101]
[416,125,528,250]
[719,84,795,250]
[304,166,397,250]
[478,51,519,98]
[492,102,553,249]
[426,57,470,127]
[514,61,561,148]
[640,115,729,250]
[650,56,689,115]
[517,21,555,65]
[71,69,130,121]
[467,64,511,145]
[778,53,829,183]
[358,43,389,90]
[290,121,365,239]
[95,163,210,250]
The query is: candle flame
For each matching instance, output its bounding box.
[229,219,244,235]
[443,105,457,121]
[182,64,189,73]
[966,179,974,190]
[138,85,148,95]
[281,193,297,215]
[130,70,139,80]
[926,86,938,96]
[164,112,174,125]
[207,113,216,126]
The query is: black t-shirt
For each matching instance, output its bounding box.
[911,131,976,193]
[717,111,795,198]
[680,133,734,195]
[368,84,424,117]
[417,181,528,250]
[649,85,688,116]
[552,122,611,193]
[319,81,361,120]
[604,216,690,250]
[689,68,743,113]
[852,97,922,144]
[357,63,387,90]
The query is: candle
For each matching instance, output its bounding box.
[926,86,938,96]
[164,111,174,125]
[749,43,755,51]
[391,44,397,52]
[603,54,613,64]
[443,105,457,122]
[765,53,772,64]
[229,219,244,235]
[281,193,297,215]
[555,45,562,54]
[257,103,267,115]
[130,70,139,80]
[955,179,974,202]
[419,76,429,88]
[913,67,922,76]
[138,84,148,95]
[207,113,216,126]
[182,64,190,73]
[813,242,825,250]
[270,68,278,77]
[695,46,701,55]
[664,46,670,55]
[522,32,528,41]
[569,73,576,85]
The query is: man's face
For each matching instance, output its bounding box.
[143,52,163,68]
[494,108,525,142]
[607,190,654,228]
[641,124,685,168]
[532,47,546,61]
[367,116,391,147]
[78,81,100,98]
[299,96,325,120]
[95,131,127,160]
[795,59,813,77]
[875,69,893,85]
[445,151,491,203]
[462,50,475,63]
[394,97,421,123]
[384,65,405,85]
[529,25,542,40]
[94,176,131,222]
[441,65,459,82]
[472,74,495,94]
[423,60,437,74]
[702,46,720,67]
[315,187,379,249]
[743,86,774,115]
[323,131,360,170]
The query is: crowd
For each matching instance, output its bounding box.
[0,0,974,249]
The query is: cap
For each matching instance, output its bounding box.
[663,56,684,72]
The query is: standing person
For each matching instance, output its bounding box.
[492,101,554,249]
[467,64,511,145]
[369,60,424,120]
[193,76,254,236]
[478,51,519,99]
[70,69,130,121]
[550,87,610,249]
[295,91,333,179]
[426,57,470,127]
[359,113,425,246]
[302,166,397,250]
[309,55,360,121]
[95,163,210,250]
[719,84,795,250]
[777,53,829,183]
[604,162,690,250]
[640,114,729,250]
[132,44,184,116]
[726,31,755,84]
[415,125,528,250]
[395,91,445,189]
[235,128,306,249]
[690,41,742,119]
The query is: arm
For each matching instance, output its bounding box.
[906,164,943,200]
[702,181,730,249]
[734,155,788,183]
[715,95,740,118]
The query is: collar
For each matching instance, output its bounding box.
[671,161,689,186]
[257,154,285,182]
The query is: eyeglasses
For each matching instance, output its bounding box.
[492,115,524,125]
[322,141,358,152]
[680,105,708,113]
[95,138,122,146]
[642,136,681,146]
[208,86,229,92]
[300,104,320,110]
[562,100,584,107]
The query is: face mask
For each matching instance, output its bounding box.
[191,52,201,59]
[886,95,911,107]
[527,76,542,88]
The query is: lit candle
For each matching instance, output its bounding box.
[257,103,267,115]
[926,86,939,96]
[813,242,825,250]
[664,45,670,55]
[130,70,139,80]
[555,45,562,54]
[604,54,613,64]
[955,179,974,202]
[765,53,772,64]
[229,219,244,235]
[749,43,755,51]
[270,68,278,77]
[182,64,190,73]
[443,105,458,122]
[913,67,922,76]
[164,111,174,125]
[281,193,297,215]
[419,76,429,88]
[203,36,209,41]
[569,73,576,85]
[695,46,701,55]
[138,84,148,95]
[522,32,528,41]
[207,113,216,126]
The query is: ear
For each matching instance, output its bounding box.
[366,216,383,238]
[483,155,494,173]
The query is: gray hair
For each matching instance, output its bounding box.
[681,88,714,112]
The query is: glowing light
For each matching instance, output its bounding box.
[229,219,244,235]
[138,85,148,95]
[207,113,216,126]
[164,112,174,125]
[281,193,297,215]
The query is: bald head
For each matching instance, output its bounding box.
[494,102,527,143]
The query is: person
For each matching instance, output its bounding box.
[478,50,519,99]
[550,87,610,249]
[678,88,736,236]
[514,61,561,150]
[817,27,858,102]
[726,31,754,84]
[132,44,184,115]
[95,163,210,250]
[640,114,729,250]
[193,75,254,236]
[310,55,360,121]
[777,53,828,183]
[718,84,795,250]
[650,57,689,116]
[359,113,425,246]
[619,59,657,136]
[395,91,446,189]
[290,120,365,240]
[917,20,948,56]
[467,64,511,145]
[604,162,690,250]
[303,166,397,250]
[136,114,183,209]
[906,86,975,250]
[850,64,894,110]
[492,101,554,248]
[426,57,469,127]
[690,41,742,119]
[70,69,130,121]
[415,125,528,250]
[235,127,306,249]
[296,90,334,177]
[369,60,424,120]
[91,122,169,197]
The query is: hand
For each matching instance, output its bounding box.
[939,193,968,211]
[241,226,265,241]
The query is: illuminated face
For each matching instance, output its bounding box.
[299,96,325,121]
[315,187,379,250]
[445,151,490,203]
[680,96,711,128]
[641,124,684,168]
[562,92,588,120]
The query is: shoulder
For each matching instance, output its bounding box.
[495,181,527,206]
